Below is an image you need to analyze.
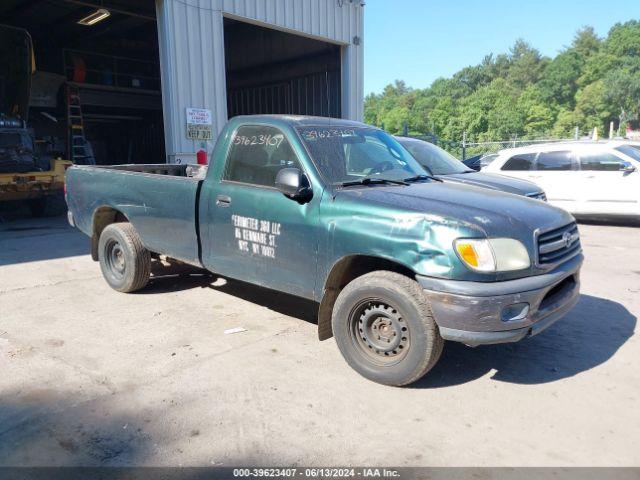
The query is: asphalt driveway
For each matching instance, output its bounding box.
[0,216,638,466]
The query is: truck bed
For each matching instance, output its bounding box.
[100,163,207,178]
[66,164,206,265]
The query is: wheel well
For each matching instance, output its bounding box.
[91,206,129,260]
[317,255,416,341]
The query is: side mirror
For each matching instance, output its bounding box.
[620,161,637,174]
[275,168,312,201]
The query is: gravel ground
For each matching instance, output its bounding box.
[0,215,638,466]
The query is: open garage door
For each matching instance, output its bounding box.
[0,0,164,165]
[224,18,342,119]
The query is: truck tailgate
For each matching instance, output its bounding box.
[66,165,202,265]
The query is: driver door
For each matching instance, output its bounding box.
[200,124,321,299]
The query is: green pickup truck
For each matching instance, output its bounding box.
[66,115,583,386]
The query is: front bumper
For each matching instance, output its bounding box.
[417,254,583,346]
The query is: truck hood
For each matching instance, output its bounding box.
[335,181,572,239]
[436,171,542,196]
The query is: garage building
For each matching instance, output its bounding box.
[0,0,364,165]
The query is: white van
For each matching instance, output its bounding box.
[484,141,640,218]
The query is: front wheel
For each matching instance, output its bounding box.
[98,223,151,293]
[331,271,444,386]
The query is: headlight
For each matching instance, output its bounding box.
[454,238,530,272]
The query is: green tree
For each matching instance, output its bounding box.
[574,80,612,132]
[578,51,619,88]
[505,40,548,89]
[363,20,640,143]
[518,86,556,136]
[552,108,579,138]
[571,27,600,57]
[363,93,380,125]
[603,68,640,123]
[604,20,640,57]
[537,51,584,105]
[383,106,411,134]
[460,78,524,140]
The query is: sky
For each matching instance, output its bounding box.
[364,0,640,95]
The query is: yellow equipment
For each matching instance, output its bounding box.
[0,158,71,202]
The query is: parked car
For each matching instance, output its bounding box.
[66,116,582,386]
[483,141,640,219]
[462,152,499,171]
[396,137,546,200]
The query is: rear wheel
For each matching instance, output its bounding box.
[331,271,444,386]
[98,223,151,293]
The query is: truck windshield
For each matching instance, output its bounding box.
[398,139,471,175]
[296,127,428,185]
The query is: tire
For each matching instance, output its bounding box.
[28,193,67,217]
[331,271,444,386]
[98,223,151,293]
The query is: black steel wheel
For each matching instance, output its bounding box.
[351,300,410,364]
[104,238,127,281]
[332,271,444,386]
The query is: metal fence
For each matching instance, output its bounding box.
[405,133,467,158]
[458,137,578,161]
[400,125,582,161]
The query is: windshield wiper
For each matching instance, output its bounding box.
[339,177,409,187]
[403,174,443,183]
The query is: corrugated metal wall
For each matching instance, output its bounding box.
[227,71,341,118]
[156,0,364,159]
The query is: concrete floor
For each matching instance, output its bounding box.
[0,215,638,467]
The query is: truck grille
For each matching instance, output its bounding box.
[536,222,581,266]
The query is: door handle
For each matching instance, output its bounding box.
[216,195,231,207]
